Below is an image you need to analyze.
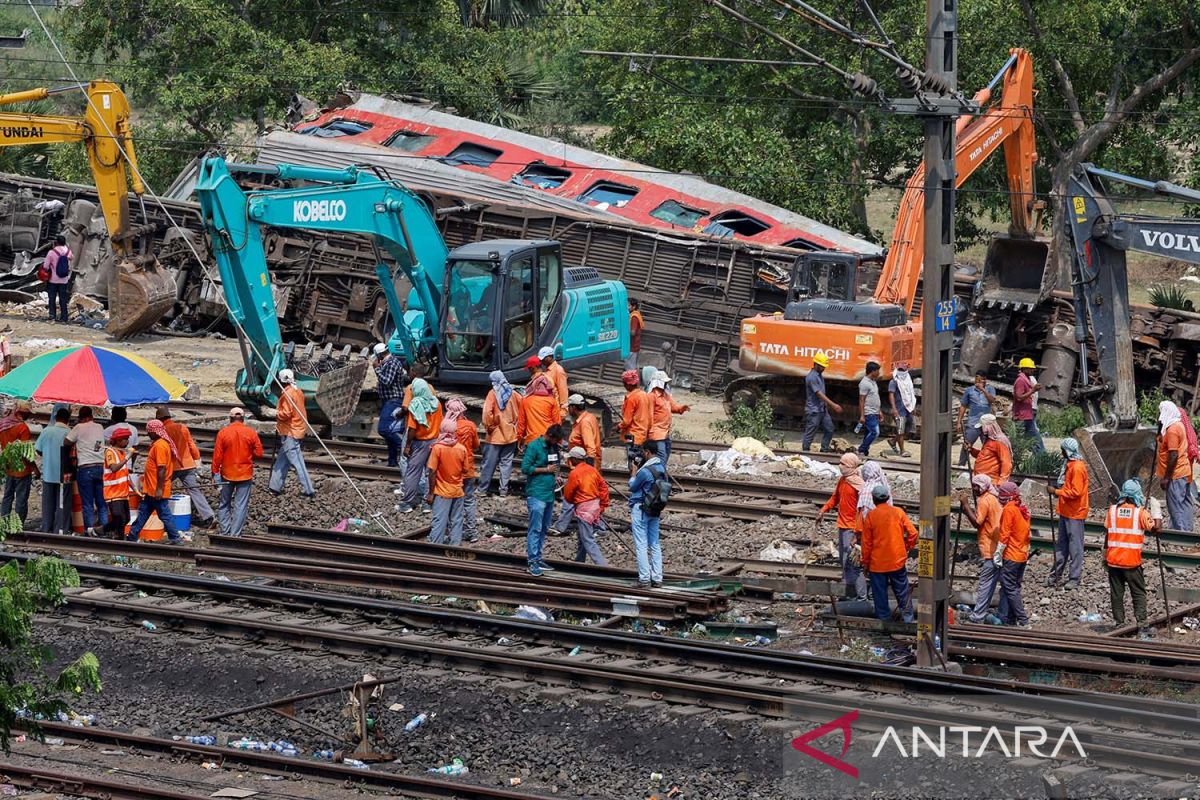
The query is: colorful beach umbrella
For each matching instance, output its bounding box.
[0,345,187,406]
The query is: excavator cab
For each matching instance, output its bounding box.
[437,239,627,385]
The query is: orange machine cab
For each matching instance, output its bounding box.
[739,314,918,381]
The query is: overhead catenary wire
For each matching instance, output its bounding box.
[24,0,399,535]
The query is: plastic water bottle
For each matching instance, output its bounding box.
[348,518,368,527]
[180,735,216,746]
[141,620,157,631]
[429,758,468,776]
[405,713,428,732]
[854,422,863,434]
[314,750,336,760]
[343,758,369,770]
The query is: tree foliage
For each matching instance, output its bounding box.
[0,551,101,751]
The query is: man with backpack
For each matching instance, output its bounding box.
[629,440,670,587]
[42,234,72,323]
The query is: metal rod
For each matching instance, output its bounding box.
[579,49,818,68]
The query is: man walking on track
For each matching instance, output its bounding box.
[128,419,180,544]
[803,352,841,453]
[211,407,263,537]
[269,369,315,498]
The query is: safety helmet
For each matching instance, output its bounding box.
[1018,357,1036,369]
[813,351,830,368]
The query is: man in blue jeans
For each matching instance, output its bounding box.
[372,343,408,467]
[857,361,882,457]
[66,406,107,535]
[521,425,563,576]
[628,441,666,588]
[956,370,996,466]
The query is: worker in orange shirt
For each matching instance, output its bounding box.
[860,483,918,622]
[0,401,36,528]
[647,371,689,465]
[157,406,215,528]
[969,413,1012,484]
[445,398,481,543]
[101,426,134,539]
[398,371,443,514]
[1155,400,1194,531]
[562,446,610,565]
[211,407,264,537]
[539,345,569,412]
[566,394,601,465]
[425,418,469,545]
[995,481,1032,626]
[1047,436,1089,590]
[128,419,181,544]
[522,356,561,445]
[816,453,866,600]
[480,370,523,497]
[268,369,315,498]
[1104,479,1162,638]
[959,474,1005,623]
[619,370,652,476]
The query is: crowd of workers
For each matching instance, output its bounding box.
[815,346,1196,639]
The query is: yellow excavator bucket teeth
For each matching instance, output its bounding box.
[107,259,176,338]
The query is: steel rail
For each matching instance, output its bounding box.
[56,586,1200,778]
[0,761,213,800]
[19,724,557,799]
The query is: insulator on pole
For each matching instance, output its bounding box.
[847,71,878,96]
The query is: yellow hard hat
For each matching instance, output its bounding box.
[813,351,830,368]
[1018,357,1036,369]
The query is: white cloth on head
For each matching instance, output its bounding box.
[893,369,916,413]
[1159,400,1182,432]
[856,460,893,516]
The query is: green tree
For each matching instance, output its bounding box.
[0,552,101,750]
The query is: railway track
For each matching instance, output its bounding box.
[9,724,555,800]
[15,551,1200,780]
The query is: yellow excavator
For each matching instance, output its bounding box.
[0,81,174,335]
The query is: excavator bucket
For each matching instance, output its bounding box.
[293,344,369,427]
[1075,425,1159,506]
[107,258,177,338]
[973,235,1054,311]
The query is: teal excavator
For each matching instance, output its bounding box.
[193,156,629,424]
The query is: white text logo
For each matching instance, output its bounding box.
[293,199,348,223]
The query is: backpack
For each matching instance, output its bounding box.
[640,462,672,518]
[53,247,70,279]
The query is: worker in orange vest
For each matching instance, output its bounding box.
[269,368,315,497]
[995,481,1032,626]
[1048,436,1089,590]
[619,370,652,476]
[1104,479,1162,639]
[816,452,866,600]
[102,426,134,538]
[860,483,918,622]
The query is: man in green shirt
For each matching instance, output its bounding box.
[521,425,564,576]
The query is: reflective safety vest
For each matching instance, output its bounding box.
[1105,502,1146,568]
[103,446,130,501]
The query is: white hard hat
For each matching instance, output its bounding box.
[567,446,587,460]
[229,407,245,418]
[567,393,585,406]
[278,368,295,385]
[538,346,555,359]
[373,342,389,356]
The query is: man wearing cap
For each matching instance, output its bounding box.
[67,406,108,536]
[956,370,996,466]
[648,370,689,465]
[269,369,315,498]
[619,369,653,476]
[521,425,564,576]
[158,406,215,528]
[1013,358,1043,453]
[480,370,523,497]
[102,427,134,538]
[566,394,601,465]
[0,401,36,528]
[425,417,469,545]
[626,299,644,371]
[860,483,918,623]
[128,419,181,544]
[211,408,264,537]
[522,357,561,445]
[803,352,842,453]
[373,343,408,467]
[539,345,569,411]
[562,445,610,566]
[1104,479,1162,638]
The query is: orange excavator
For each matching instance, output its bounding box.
[728,49,1048,421]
